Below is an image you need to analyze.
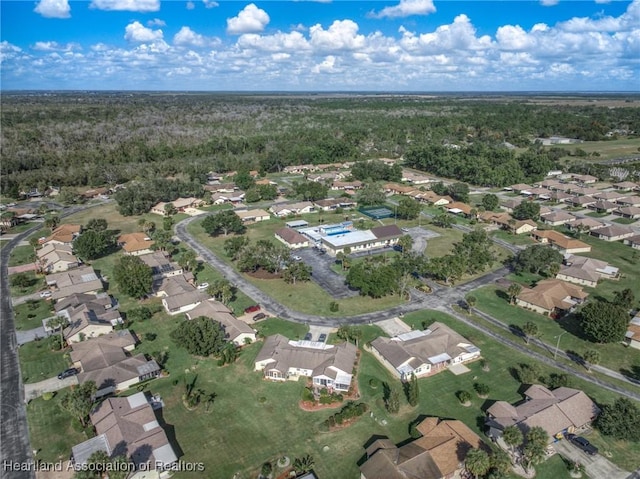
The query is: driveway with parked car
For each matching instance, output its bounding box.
[294,248,359,300]
[554,437,629,479]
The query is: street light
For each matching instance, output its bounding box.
[553,331,569,360]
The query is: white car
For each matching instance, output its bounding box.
[292,255,302,261]
[197,283,210,290]
[39,291,52,298]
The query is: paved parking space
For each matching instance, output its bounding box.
[376,317,412,337]
[405,226,440,254]
[553,438,629,479]
[24,375,79,401]
[308,325,334,342]
[296,248,359,299]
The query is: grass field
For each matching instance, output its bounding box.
[491,229,536,246]
[549,138,640,163]
[612,217,638,225]
[14,300,54,331]
[9,271,45,297]
[8,244,35,266]
[18,338,69,384]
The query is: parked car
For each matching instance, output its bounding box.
[57,368,79,380]
[303,333,313,341]
[318,333,327,343]
[39,291,52,298]
[567,434,598,456]
[252,313,266,321]
[197,282,209,290]
[244,305,261,314]
[401,227,409,232]
[292,255,302,261]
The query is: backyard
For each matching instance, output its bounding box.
[19,337,69,384]
[14,299,54,331]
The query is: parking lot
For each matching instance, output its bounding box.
[295,248,360,299]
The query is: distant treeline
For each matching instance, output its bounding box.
[2,93,639,195]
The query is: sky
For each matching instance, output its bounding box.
[1,0,638,91]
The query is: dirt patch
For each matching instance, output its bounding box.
[246,269,282,279]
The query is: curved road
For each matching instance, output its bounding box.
[1,202,103,479]
[176,215,640,402]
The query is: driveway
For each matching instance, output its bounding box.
[377,317,412,337]
[11,292,43,307]
[16,327,47,346]
[8,263,37,275]
[404,226,441,254]
[308,325,334,342]
[553,438,629,479]
[295,248,359,299]
[24,375,79,401]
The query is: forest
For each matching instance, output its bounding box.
[2,92,639,195]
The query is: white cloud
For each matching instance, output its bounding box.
[203,0,218,8]
[124,21,164,42]
[237,31,309,52]
[312,55,339,73]
[226,4,270,35]
[90,0,160,12]
[34,0,71,19]
[400,14,493,53]
[147,18,166,27]
[186,1,195,9]
[540,0,559,6]
[309,20,365,51]
[173,27,220,47]
[370,0,436,19]
[33,41,80,52]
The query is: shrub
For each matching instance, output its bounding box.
[474,383,490,397]
[42,392,55,401]
[261,462,272,477]
[457,390,472,404]
[368,378,379,389]
[302,388,314,402]
[257,396,267,404]
[334,413,344,424]
[145,332,157,341]
[329,301,339,312]
[319,395,333,405]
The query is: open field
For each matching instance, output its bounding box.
[14,300,53,331]
[9,271,45,297]
[491,229,536,246]
[548,138,640,163]
[19,338,69,384]
[8,244,35,266]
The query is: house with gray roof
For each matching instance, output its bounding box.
[255,334,357,392]
[46,265,104,300]
[186,299,256,345]
[486,385,600,443]
[590,224,635,242]
[369,322,480,381]
[557,255,619,288]
[59,298,123,344]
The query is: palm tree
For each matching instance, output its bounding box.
[47,316,69,349]
[465,295,477,314]
[522,321,538,344]
[507,283,522,304]
[502,425,523,453]
[548,262,561,278]
[465,449,490,479]
[293,454,314,474]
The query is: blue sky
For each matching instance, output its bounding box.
[1,0,638,91]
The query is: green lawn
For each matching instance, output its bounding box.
[8,244,35,266]
[585,211,610,218]
[472,285,640,374]
[551,138,640,163]
[9,271,45,297]
[14,300,54,331]
[254,317,309,340]
[492,229,536,246]
[190,263,255,316]
[18,338,70,384]
[27,394,93,463]
[612,217,638,225]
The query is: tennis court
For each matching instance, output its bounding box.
[359,206,394,219]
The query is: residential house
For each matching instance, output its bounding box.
[507,184,532,193]
[570,186,600,197]
[308,172,343,183]
[567,196,597,208]
[500,198,522,213]
[625,315,640,350]
[36,243,80,273]
[616,196,640,207]
[60,301,123,344]
[594,191,626,202]
[360,417,486,479]
[320,224,403,256]
[274,227,310,249]
[203,183,236,193]
[590,225,635,242]
[70,330,159,397]
[565,217,604,232]
[117,232,155,256]
[269,201,315,218]
[401,169,432,185]
[571,174,598,185]
[156,275,208,315]
[411,191,453,206]
[515,279,588,316]
[369,322,480,380]
[313,197,357,211]
[71,392,178,474]
[46,265,104,300]
[480,211,536,234]
[384,182,417,196]
[531,230,591,254]
[613,181,639,191]
[623,234,640,250]
[255,334,357,392]
[0,213,20,230]
[547,191,573,203]
[44,224,82,246]
[139,251,183,280]
[523,187,551,200]
[536,179,564,189]
[235,208,271,223]
[613,206,640,220]
[81,187,109,199]
[444,202,475,218]
[486,385,600,442]
[331,180,362,193]
[587,200,619,214]
[540,210,576,226]
[557,255,619,288]
[54,292,118,315]
[185,299,256,345]
[150,197,204,215]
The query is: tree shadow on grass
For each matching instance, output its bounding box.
[556,313,590,341]
[619,365,640,382]
[495,289,511,303]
